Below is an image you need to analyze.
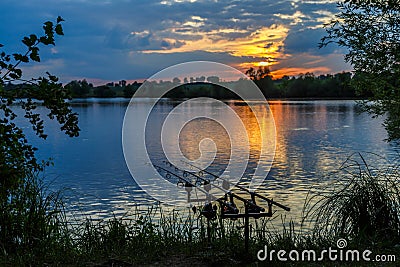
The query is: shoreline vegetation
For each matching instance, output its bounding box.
[1,154,399,266]
[4,70,369,100]
[1,0,400,263]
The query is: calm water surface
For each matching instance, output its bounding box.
[23,99,399,224]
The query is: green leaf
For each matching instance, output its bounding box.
[22,55,30,62]
[30,47,40,62]
[22,37,33,47]
[14,68,22,77]
[30,46,39,53]
[43,21,53,28]
[43,21,53,36]
[55,24,64,35]
[9,73,20,79]
[13,53,29,63]
[29,34,38,44]
[39,36,47,43]
[39,36,54,46]
[56,16,65,23]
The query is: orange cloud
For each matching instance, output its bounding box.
[271,66,331,79]
[134,20,345,79]
[142,24,289,61]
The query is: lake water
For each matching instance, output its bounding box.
[23,99,400,225]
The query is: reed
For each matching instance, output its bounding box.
[0,171,72,265]
[1,153,399,265]
[303,153,400,248]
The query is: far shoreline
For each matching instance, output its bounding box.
[68,96,366,101]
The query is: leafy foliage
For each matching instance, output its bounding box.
[93,85,116,97]
[245,66,271,81]
[320,0,400,140]
[277,72,355,98]
[64,79,92,98]
[0,17,79,255]
[123,81,140,97]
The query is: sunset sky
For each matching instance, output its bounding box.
[0,0,351,84]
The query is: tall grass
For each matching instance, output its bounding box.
[303,153,400,247]
[0,171,71,265]
[1,153,399,265]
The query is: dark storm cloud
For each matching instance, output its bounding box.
[284,27,342,55]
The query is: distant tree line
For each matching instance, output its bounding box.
[271,71,360,98]
[2,70,368,99]
[60,79,142,98]
[244,66,362,98]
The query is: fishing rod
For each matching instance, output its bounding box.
[159,160,291,253]
[177,165,265,212]
[161,160,267,211]
[181,160,290,211]
[154,164,197,188]
[153,164,237,210]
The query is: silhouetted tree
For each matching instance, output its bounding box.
[65,79,91,97]
[245,66,271,81]
[206,76,220,83]
[123,81,141,98]
[0,17,80,253]
[172,77,181,84]
[245,66,278,97]
[320,0,400,140]
[93,85,116,97]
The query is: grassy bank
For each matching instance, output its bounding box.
[1,154,399,266]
